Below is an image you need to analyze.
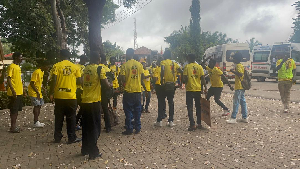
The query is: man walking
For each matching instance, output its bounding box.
[203,59,234,116]
[159,50,182,127]
[183,54,206,131]
[120,48,146,135]
[226,52,248,124]
[50,49,82,143]
[142,61,151,113]
[275,54,296,113]
[81,51,111,160]
[7,52,23,133]
[28,61,48,128]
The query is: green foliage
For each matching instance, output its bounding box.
[290,1,300,43]
[21,63,35,71]
[189,0,201,58]
[247,37,261,52]
[103,40,124,60]
[1,38,12,55]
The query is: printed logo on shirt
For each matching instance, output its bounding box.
[131,65,138,79]
[63,66,72,76]
[58,88,71,92]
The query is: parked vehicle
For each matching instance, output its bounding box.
[251,45,273,82]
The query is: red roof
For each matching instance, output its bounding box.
[134,46,151,55]
[4,53,13,57]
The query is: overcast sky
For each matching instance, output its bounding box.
[102,0,297,52]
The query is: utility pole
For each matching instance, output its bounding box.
[134,18,137,49]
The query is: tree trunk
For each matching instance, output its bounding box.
[84,0,106,55]
[57,0,67,49]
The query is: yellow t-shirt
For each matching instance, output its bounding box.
[161,59,180,83]
[28,68,44,98]
[99,64,110,73]
[276,59,296,81]
[109,64,120,88]
[120,59,144,93]
[234,63,244,90]
[7,63,23,96]
[81,64,107,103]
[153,66,161,85]
[143,69,151,92]
[207,67,223,87]
[52,60,81,99]
[150,66,157,75]
[76,64,85,90]
[183,63,204,91]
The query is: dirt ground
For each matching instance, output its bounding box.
[1,89,300,169]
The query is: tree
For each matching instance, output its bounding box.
[103,40,124,60]
[0,38,12,55]
[290,1,300,43]
[247,37,261,52]
[189,0,201,59]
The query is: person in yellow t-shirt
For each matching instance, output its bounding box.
[109,57,120,113]
[80,51,111,160]
[142,62,151,113]
[75,55,87,130]
[7,52,23,133]
[50,49,81,144]
[119,48,146,135]
[150,62,157,92]
[203,59,234,117]
[28,61,49,128]
[227,52,248,124]
[275,55,296,113]
[183,54,206,131]
[153,56,167,126]
[159,50,183,127]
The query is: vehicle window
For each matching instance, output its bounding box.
[253,51,270,62]
[292,51,300,62]
[226,50,250,62]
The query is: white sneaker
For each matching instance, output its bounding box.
[33,121,45,128]
[240,118,249,123]
[154,121,162,127]
[226,118,237,124]
[222,110,230,116]
[284,109,289,113]
[167,121,175,127]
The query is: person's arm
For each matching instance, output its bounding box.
[230,69,243,77]
[183,75,188,84]
[7,77,16,98]
[161,65,165,85]
[49,75,57,103]
[141,73,147,92]
[221,74,234,91]
[77,77,83,86]
[101,79,112,89]
[201,75,207,93]
[30,81,40,99]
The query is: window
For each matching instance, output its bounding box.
[226,50,250,62]
[253,51,270,62]
[292,51,300,62]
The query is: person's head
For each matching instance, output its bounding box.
[12,52,22,64]
[60,49,71,60]
[90,51,100,64]
[163,50,171,60]
[37,60,49,71]
[100,54,106,64]
[208,59,217,68]
[232,52,242,64]
[79,55,87,65]
[126,48,134,60]
[157,56,163,66]
[110,57,116,65]
[152,62,156,68]
[187,53,196,63]
[142,61,146,69]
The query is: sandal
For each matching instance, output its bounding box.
[10,127,20,133]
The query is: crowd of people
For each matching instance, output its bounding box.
[4,48,296,160]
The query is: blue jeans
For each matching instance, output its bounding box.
[142,91,151,111]
[123,92,142,132]
[231,90,247,119]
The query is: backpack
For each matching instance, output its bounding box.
[240,68,251,90]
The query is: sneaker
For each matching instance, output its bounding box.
[68,137,82,144]
[33,121,45,128]
[167,121,175,127]
[197,124,203,129]
[188,125,197,131]
[226,118,237,124]
[122,130,133,135]
[240,118,249,123]
[284,109,289,113]
[154,121,162,127]
[222,110,230,116]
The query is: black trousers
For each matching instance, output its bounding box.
[101,90,111,129]
[76,88,83,125]
[206,87,228,110]
[81,102,101,158]
[113,88,118,108]
[156,85,166,122]
[186,91,201,126]
[164,89,175,122]
[54,99,77,142]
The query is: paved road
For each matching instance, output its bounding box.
[223,79,300,102]
[1,88,300,168]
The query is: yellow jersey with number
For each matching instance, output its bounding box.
[120,59,144,93]
[28,68,44,98]
[7,63,23,96]
[82,64,107,103]
[52,60,81,99]
[161,59,180,83]
[183,63,204,91]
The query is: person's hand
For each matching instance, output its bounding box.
[50,94,54,103]
[12,90,17,99]
[37,93,41,100]
[230,86,234,91]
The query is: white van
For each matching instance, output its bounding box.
[251,45,273,81]
[204,43,251,79]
